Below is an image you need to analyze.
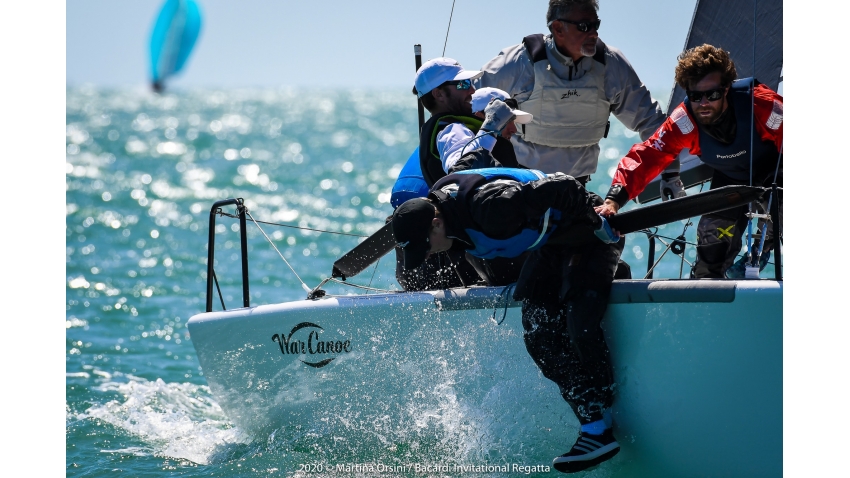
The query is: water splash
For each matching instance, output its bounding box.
[80,374,250,465]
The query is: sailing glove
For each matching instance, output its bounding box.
[480,99,516,134]
[660,173,686,201]
[594,216,621,244]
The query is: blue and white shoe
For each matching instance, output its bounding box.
[553,428,620,473]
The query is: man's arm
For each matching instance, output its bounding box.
[478,42,535,100]
[604,46,666,141]
[436,123,497,173]
[603,107,698,211]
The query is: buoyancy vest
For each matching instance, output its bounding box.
[419,113,483,186]
[429,168,562,259]
[390,147,430,208]
[517,34,611,148]
[686,78,780,183]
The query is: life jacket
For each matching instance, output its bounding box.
[687,77,781,183]
[429,168,562,259]
[517,34,611,148]
[390,147,430,208]
[419,113,483,186]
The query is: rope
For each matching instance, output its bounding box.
[442,0,456,56]
[491,283,515,325]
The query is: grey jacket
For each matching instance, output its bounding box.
[479,35,665,177]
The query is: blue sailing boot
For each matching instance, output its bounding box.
[726,251,770,279]
[553,416,620,474]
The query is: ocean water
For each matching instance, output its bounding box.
[65,85,775,476]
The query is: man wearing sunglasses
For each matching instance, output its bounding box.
[478,0,666,188]
[414,58,531,187]
[393,59,533,292]
[597,44,783,279]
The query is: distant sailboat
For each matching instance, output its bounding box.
[149,0,202,92]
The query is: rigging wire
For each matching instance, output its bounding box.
[367,256,381,292]
[745,0,758,266]
[223,209,396,296]
[215,210,367,238]
[246,210,312,294]
[327,278,398,294]
[442,0,456,56]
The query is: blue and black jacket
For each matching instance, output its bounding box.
[429,168,602,259]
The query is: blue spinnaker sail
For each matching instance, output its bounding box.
[149,0,202,91]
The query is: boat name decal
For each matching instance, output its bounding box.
[271,322,352,368]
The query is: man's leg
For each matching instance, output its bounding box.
[692,210,747,278]
[515,247,596,418]
[550,239,622,473]
[516,241,623,473]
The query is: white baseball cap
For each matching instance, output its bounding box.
[414,57,484,98]
[471,87,534,124]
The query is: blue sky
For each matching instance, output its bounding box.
[67,0,696,91]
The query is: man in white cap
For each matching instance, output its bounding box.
[414,58,532,187]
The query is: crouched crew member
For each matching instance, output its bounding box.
[393,168,624,473]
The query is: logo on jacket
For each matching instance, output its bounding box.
[272,322,353,368]
[651,129,667,151]
[715,150,747,160]
[560,89,580,99]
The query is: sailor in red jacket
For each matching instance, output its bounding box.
[596,44,783,278]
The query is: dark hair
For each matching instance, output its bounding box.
[412,84,444,113]
[675,44,737,90]
[546,0,599,29]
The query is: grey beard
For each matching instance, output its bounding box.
[581,44,597,57]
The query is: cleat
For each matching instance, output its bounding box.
[553,428,620,473]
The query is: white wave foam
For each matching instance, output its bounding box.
[82,374,251,464]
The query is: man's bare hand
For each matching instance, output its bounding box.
[594,199,620,217]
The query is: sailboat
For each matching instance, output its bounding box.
[186,1,782,475]
[149,0,202,92]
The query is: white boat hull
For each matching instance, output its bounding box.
[187,279,781,477]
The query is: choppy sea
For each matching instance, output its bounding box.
[65,85,775,476]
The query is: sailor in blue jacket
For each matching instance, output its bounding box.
[392,168,624,473]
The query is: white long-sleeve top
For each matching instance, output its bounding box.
[435,123,497,173]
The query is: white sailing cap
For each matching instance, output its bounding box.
[471,87,534,124]
[414,57,483,98]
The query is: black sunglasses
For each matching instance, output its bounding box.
[686,87,726,103]
[555,18,601,32]
[443,79,473,91]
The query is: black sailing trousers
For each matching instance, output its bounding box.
[513,235,624,424]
